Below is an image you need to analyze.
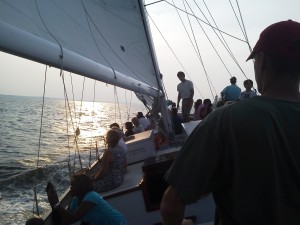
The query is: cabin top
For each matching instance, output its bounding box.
[125,129,153,145]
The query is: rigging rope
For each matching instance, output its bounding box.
[146,11,205,98]
[78,77,86,126]
[80,0,118,81]
[34,1,66,214]
[34,64,49,216]
[202,0,248,79]
[113,86,123,127]
[37,66,47,170]
[124,90,133,121]
[189,0,246,85]
[63,81,72,178]
[153,0,248,43]
[89,79,98,167]
[184,0,233,80]
[228,0,247,40]
[35,0,63,60]
[182,0,216,98]
[186,1,217,98]
[146,0,252,97]
[70,73,78,127]
[80,0,151,85]
[160,74,169,101]
[171,0,204,98]
[234,0,252,53]
[61,73,83,169]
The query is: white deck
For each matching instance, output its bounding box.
[182,120,201,136]
[125,130,156,164]
[44,143,215,225]
[103,146,181,198]
[101,161,144,198]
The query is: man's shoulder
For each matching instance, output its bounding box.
[186,79,193,85]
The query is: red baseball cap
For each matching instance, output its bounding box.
[247,20,300,61]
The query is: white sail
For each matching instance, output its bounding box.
[0,0,163,97]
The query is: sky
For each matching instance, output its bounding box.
[0,0,299,104]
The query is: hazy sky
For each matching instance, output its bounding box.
[0,0,299,103]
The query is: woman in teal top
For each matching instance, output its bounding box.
[47,173,128,225]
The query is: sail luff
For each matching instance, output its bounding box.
[138,0,174,135]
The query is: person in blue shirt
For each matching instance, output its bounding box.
[47,173,129,225]
[221,76,241,102]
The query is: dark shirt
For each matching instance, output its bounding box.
[172,114,183,135]
[165,97,300,225]
[125,130,134,137]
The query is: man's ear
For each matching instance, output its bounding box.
[256,52,266,71]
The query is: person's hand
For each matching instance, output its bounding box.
[181,219,194,225]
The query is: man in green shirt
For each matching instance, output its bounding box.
[161,20,300,225]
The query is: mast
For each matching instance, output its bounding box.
[137,0,174,136]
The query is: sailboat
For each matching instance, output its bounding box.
[0,0,257,224]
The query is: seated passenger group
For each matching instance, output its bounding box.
[90,112,151,193]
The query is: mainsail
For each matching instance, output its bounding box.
[0,0,173,133]
[0,0,163,97]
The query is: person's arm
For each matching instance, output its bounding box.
[56,201,94,225]
[47,189,94,224]
[160,186,186,225]
[189,87,194,99]
[177,92,181,108]
[190,83,194,98]
[91,150,112,181]
[221,87,227,100]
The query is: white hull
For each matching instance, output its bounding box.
[44,130,215,225]
[106,189,215,225]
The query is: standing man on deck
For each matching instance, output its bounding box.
[176,71,194,122]
[161,20,300,225]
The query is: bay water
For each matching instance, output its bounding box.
[0,94,145,225]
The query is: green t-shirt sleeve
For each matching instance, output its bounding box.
[165,110,229,203]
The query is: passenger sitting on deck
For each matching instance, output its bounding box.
[110,128,127,153]
[131,117,145,134]
[136,112,150,130]
[221,76,241,102]
[91,129,127,192]
[109,123,132,148]
[193,99,202,120]
[47,173,129,225]
[124,121,134,137]
[199,99,213,120]
[171,107,183,135]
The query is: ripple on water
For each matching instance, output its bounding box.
[0,95,146,224]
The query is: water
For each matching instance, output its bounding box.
[0,94,145,225]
